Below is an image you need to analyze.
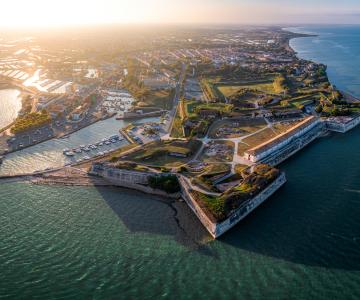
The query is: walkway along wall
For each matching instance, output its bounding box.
[89,163,180,198]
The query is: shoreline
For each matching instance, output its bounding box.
[285,27,360,101]
[0,112,115,156]
[1,27,360,239]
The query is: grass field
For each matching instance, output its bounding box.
[203,163,231,176]
[217,85,244,97]
[208,118,267,138]
[201,79,225,101]
[184,101,233,119]
[125,140,202,167]
[137,89,174,110]
[217,81,276,97]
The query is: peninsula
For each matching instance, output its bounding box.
[1,26,359,238]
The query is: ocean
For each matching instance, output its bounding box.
[288,25,360,97]
[0,26,360,299]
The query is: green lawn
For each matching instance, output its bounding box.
[184,101,233,119]
[208,118,267,138]
[125,140,202,167]
[137,89,175,110]
[217,81,276,97]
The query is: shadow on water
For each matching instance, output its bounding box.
[93,183,219,257]
[220,132,360,271]
[90,129,360,270]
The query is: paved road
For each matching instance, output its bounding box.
[179,175,221,197]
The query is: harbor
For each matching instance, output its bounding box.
[0,116,159,176]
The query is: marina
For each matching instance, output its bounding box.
[63,134,124,163]
[0,116,158,176]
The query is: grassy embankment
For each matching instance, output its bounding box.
[208,118,267,139]
[124,139,202,168]
[192,164,280,222]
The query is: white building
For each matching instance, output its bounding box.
[244,116,322,163]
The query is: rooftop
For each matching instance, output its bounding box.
[245,116,318,157]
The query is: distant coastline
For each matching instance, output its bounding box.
[285,25,360,98]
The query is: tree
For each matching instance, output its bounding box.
[315,104,323,113]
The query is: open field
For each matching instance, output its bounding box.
[124,139,202,167]
[201,79,225,102]
[217,82,276,97]
[137,89,175,110]
[203,163,231,175]
[208,118,267,138]
[184,101,233,119]
[273,94,320,109]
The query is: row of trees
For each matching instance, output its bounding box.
[316,90,356,116]
[148,175,180,194]
[11,110,51,134]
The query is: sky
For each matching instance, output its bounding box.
[1,0,360,27]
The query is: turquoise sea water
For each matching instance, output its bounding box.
[1,26,360,299]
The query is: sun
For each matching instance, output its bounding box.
[0,0,150,28]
